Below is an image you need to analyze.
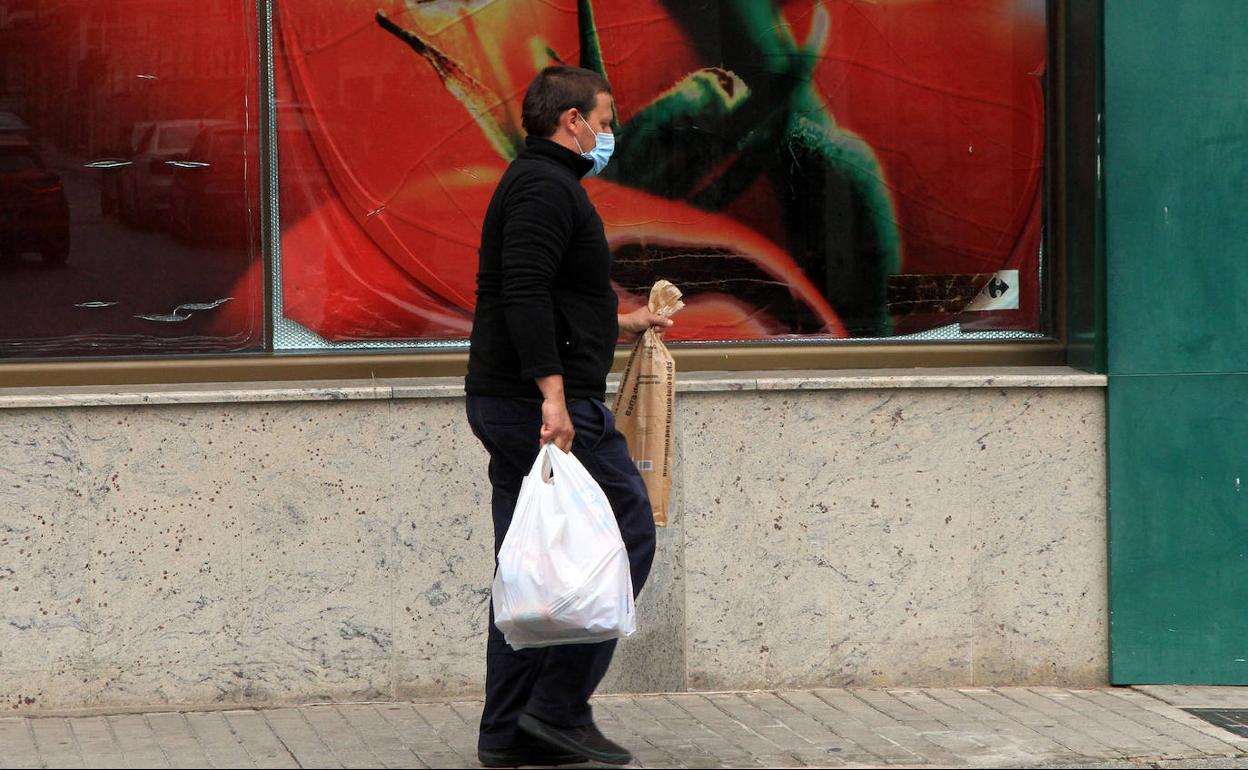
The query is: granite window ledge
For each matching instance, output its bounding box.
[0,367,1106,410]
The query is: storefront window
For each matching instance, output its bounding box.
[271,0,1048,350]
[0,0,1052,364]
[0,0,265,358]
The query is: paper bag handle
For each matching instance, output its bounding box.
[648,280,685,317]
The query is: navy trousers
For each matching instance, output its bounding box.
[465,395,657,751]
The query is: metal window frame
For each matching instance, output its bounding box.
[0,0,1083,389]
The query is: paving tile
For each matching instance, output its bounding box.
[1073,689,1243,758]
[107,713,171,769]
[669,693,813,766]
[595,697,684,767]
[1031,688,1190,759]
[297,706,380,769]
[372,702,472,768]
[1134,686,1248,710]
[1107,688,1248,752]
[949,688,1121,760]
[411,702,479,761]
[994,688,1149,758]
[184,711,255,769]
[66,715,128,769]
[817,688,963,764]
[144,713,213,770]
[28,718,84,768]
[262,708,344,768]
[920,687,1088,764]
[774,690,893,765]
[221,711,298,768]
[0,717,41,770]
[633,696,746,766]
[335,704,426,769]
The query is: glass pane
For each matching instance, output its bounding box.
[0,0,265,358]
[273,0,1047,347]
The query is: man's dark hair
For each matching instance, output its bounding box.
[521,65,612,137]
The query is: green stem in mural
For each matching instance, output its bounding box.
[577,0,620,132]
[577,0,606,76]
[603,68,750,193]
[778,107,900,336]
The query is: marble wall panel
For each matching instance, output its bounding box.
[815,389,977,683]
[76,407,244,686]
[0,383,1108,710]
[391,399,493,698]
[970,390,1108,685]
[231,402,396,700]
[597,479,685,695]
[0,410,94,673]
[678,387,1108,689]
[680,393,836,690]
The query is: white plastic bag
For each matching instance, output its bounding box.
[492,443,636,649]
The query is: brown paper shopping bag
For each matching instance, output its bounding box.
[612,281,684,527]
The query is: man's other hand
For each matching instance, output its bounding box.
[619,308,674,341]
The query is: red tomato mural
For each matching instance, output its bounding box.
[268,0,1047,343]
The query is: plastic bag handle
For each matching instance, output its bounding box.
[540,443,555,484]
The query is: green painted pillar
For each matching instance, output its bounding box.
[1105,0,1248,682]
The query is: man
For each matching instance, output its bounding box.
[464,65,672,768]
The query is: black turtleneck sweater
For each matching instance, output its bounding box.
[465,136,619,402]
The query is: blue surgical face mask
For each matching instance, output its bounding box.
[573,114,614,177]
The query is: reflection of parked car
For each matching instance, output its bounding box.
[0,111,32,137]
[0,135,70,266]
[169,123,253,244]
[99,121,153,217]
[98,154,121,217]
[118,119,228,227]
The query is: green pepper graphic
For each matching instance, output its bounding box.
[381,0,902,336]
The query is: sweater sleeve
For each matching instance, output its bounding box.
[500,175,578,381]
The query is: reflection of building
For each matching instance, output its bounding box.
[5,0,250,157]
[0,1,36,115]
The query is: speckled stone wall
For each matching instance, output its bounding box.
[0,384,1106,711]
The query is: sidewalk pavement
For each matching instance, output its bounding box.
[2,687,1248,769]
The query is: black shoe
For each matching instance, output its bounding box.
[517,713,633,766]
[477,736,587,768]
